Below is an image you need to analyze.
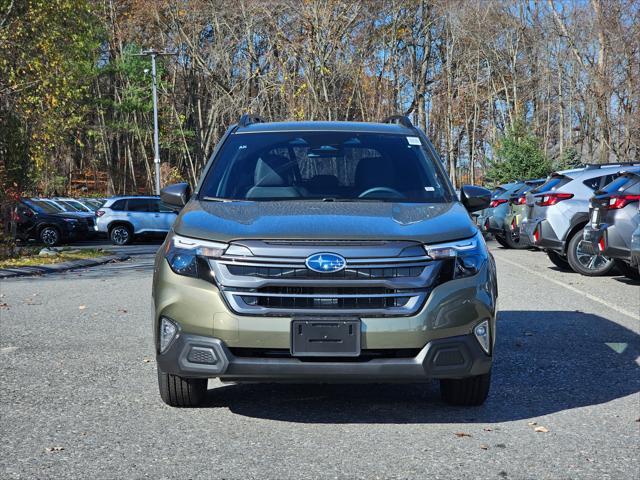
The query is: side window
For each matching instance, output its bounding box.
[17,204,33,216]
[147,199,160,213]
[582,176,601,191]
[149,199,173,212]
[126,199,151,212]
[110,200,126,211]
[583,173,621,191]
[157,200,174,213]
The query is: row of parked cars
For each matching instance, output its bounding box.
[476,163,640,279]
[11,196,178,247]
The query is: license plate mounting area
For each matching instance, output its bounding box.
[291,319,361,357]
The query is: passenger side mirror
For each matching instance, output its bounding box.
[460,185,492,212]
[161,183,191,207]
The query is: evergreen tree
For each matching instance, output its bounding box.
[485,121,553,184]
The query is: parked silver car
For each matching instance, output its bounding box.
[520,164,640,275]
[96,196,177,245]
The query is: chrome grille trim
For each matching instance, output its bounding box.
[210,240,442,316]
[218,255,431,266]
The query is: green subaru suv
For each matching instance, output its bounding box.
[153,115,497,407]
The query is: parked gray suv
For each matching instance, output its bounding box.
[96,196,177,245]
[583,171,640,279]
[152,115,497,408]
[520,164,640,275]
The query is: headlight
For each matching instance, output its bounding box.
[63,218,78,223]
[164,233,227,280]
[424,231,487,278]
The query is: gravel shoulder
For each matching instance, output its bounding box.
[0,242,638,479]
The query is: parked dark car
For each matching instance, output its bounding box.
[583,171,640,279]
[476,182,524,247]
[500,178,545,249]
[12,198,91,246]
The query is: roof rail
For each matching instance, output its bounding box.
[380,115,414,129]
[238,113,266,127]
[584,162,640,169]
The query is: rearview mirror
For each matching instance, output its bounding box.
[161,183,191,207]
[460,185,492,212]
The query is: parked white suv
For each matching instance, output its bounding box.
[96,196,177,245]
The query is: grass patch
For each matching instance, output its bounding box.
[0,248,111,269]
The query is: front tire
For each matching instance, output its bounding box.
[440,371,491,406]
[109,224,132,245]
[566,227,615,276]
[40,226,61,247]
[157,367,207,407]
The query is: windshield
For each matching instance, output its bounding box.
[24,199,63,214]
[65,200,91,212]
[199,131,453,202]
[57,200,83,212]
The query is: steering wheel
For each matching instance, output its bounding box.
[358,187,405,199]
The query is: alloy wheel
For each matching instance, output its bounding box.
[111,227,129,245]
[575,239,612,271]
[41,228,59,246]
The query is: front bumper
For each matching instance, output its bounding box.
[65,224,90,240]
[156,333,492,382]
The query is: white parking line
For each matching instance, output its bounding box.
[497,256,639,320]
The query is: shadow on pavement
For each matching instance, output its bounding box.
[202,310,639,423]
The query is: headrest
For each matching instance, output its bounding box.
[254,155,299,187]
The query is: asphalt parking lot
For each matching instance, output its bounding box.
[1,241,638,479]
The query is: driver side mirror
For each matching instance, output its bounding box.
[161,183,191,208]
[460,185,492,212]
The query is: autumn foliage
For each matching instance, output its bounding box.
[1,0,638,197]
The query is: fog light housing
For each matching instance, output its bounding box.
[474,320,490,354]
[159,317,179,353]
[187,346,218,365]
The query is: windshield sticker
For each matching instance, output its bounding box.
[424,186,435,192]
[407,136,422,146]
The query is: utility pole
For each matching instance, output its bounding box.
[150,51,161,195]
[132,49,176,195]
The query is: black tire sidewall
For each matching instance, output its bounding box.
[546,250,571,270]
[494,235,509,248]
[504,230,528,249]
[615,259,640,281]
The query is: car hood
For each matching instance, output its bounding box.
[174,200,477,244]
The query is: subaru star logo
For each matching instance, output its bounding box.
[305,253,346,273]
